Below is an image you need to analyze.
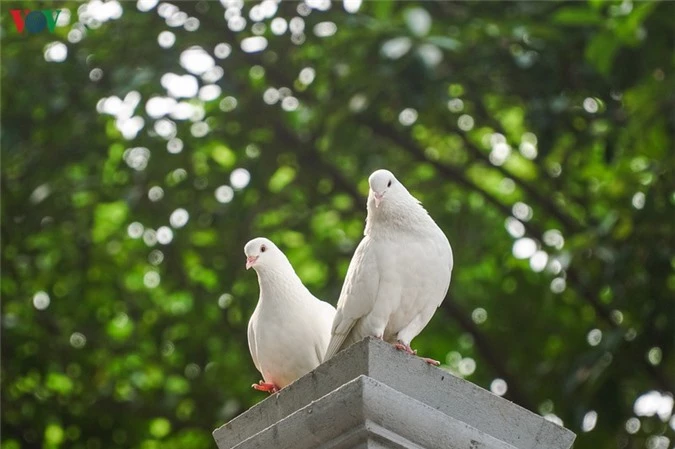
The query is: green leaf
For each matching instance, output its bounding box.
[615,2,658,43]
[72,191,96,208]
[372,0,394,19]
[211,144,236,168]
[2,440,21,449]
[92,201,129,243]
[552,7,603,26]
[268,166,296,192]
[165,376,190,395]
[165,291,194,315]
[106,314,134,341]
[190,230,217,247]
[44,424,65,445]
[585,32,619,76]
[149,418,172,439]
[45,372,74,395]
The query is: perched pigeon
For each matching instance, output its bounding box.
[245,237,336,393]
[324,169,453,364]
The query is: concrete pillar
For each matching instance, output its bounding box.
[213,337,576,449]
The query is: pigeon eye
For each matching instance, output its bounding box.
[260,245,266,253]
[387,180,392,187]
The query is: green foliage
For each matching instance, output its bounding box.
[2,1,674,449]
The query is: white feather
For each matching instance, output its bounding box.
[245,237,336,389]
[324,170,453,361]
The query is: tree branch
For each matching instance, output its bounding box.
[453,127,584,233]
[362,117,548,240]
[273,122,363,204]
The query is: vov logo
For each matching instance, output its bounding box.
[10,9,62,34]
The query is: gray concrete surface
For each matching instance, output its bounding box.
[213,337,576,449]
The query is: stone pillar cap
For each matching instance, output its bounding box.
[213,337,576,449]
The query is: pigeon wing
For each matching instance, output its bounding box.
[247,311,261,373]
[324,236,380,360]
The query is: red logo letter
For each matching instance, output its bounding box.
[9,9,31,33]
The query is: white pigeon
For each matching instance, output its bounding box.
[324,169,453,364]
[244,237,336,393]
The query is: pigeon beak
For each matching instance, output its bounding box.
[246,256,258,270]
[374,193,384,208]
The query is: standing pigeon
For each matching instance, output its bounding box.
[324,169,453,364]
[245,237,336,393]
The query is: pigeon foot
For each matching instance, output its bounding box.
[394,342,440,366]
[252,381,279,394]
[394,342,416,354]
[421,357,441,366]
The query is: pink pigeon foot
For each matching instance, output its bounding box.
[252,381,279,394]
[394,342,416,354]
[420,357,441,366]
[394,342,440,366]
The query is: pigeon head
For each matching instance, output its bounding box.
[244,237,284,271]
[368,169,403,209]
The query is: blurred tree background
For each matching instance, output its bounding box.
[2,0,674,448]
